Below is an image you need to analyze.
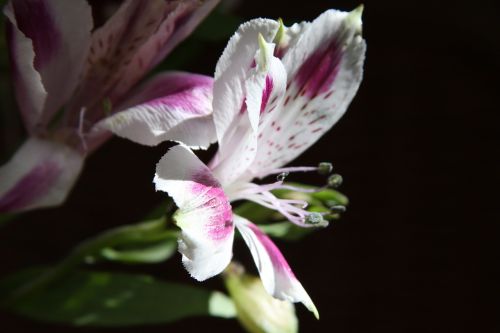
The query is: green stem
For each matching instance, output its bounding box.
[5,216,178,304]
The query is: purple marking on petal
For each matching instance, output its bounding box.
[295,38,342,98]
[127,72,213,116]
[239,100,247,114]
[12,0,61,68]
[192,169,221,188]
[0,161,60,213]
[247,222,295,277]
[133,73,213,103]
[190,183,233,242]
[260,75,274,114]
[274,46,287,59]
[190,169,233,242]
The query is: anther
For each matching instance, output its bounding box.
[327,173,343,188]
[318,162,333,175]
[277,172,289,182]
[305,212,324,225]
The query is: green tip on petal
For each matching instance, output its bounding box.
[273,18,286,44]
[309,302,320,320]
[347,4,364,33]
[257,33,269,70]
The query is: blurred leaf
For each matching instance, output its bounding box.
[234,201,280,224]
[257,222,319,242]
[100,239,177,264]
[310,188,349,206]
[1,268,236,327]
[143,199,174,220]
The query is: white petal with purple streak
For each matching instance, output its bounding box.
[68,0,217,126]
[0,138,84,213]
[210,34,287,186]
[3,2,46,133]
[95,72,216,148]
[234,215,318,318]
[5,0,92,126]
[154,144,234,281]
[212,18,280,146]
[250,8,366,176]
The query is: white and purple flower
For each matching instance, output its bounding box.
[151,7,366,316]
[0,0,219,212]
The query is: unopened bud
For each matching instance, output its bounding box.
[318,162,333,175]
[224,262,298,333]
[327,173,343,188]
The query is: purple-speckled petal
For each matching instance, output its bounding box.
[212,18,280,145]
[249,8,366,176]
[92,72,216,148]
[210,33,287,187]
[234,215,319,318]
[0,138,84,213]
[154,144,234,281]
[4,0,93,128]
[67,0,218,128]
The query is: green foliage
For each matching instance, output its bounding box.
[100,239,177,264]
[0,268,236,327]
[257,222,318,241]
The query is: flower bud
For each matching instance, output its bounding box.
[224,263,298,333]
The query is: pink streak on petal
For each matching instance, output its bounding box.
[260,75,274,114]
[12,0,61,69]
[247,222,295,277]
[191,170,233,242]
[295,39,342,98]
[0,161,60,213]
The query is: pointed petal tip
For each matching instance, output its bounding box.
[257,33,271,71]
[348,4,364,31]
[301,289,319,319]
[258,32,267,51]
[310,302,320,320]
[273,18,286,44]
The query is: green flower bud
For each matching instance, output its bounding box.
[224,263,298,333]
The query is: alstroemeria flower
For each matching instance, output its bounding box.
[153,7,366,317]
[0,0,219,213]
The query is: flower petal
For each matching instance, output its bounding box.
[0,138,84,213]
[4,0,93,128]
[251,8,366,175]
[210,34,287,186]
[4,3,46,134]
[68,0,218,126]
[212,18,280,145]
[93,72,216,148]
[154,144,234,281]
[234,215,318,318]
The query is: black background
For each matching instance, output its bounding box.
[1,0,499,332]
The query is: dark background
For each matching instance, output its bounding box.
[1,0,498,332]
